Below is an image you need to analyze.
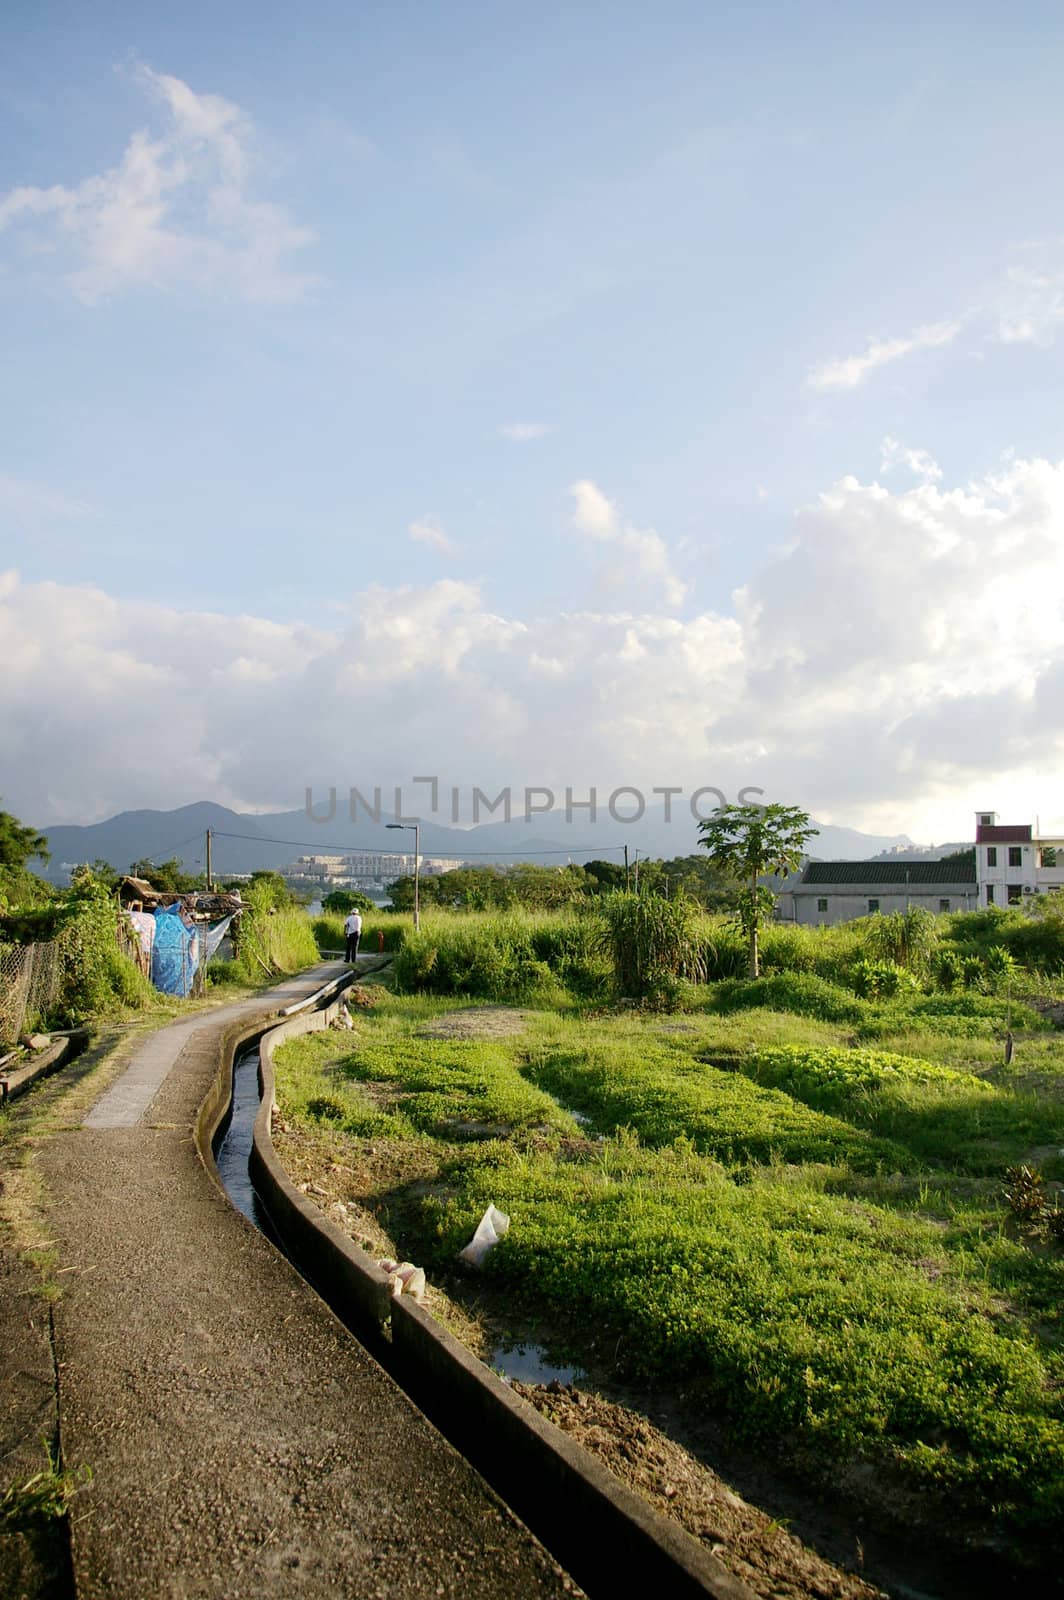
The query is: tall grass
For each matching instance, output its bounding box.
[392,909,609,1002]
[597,892,705,1000]
[231,886,319,982]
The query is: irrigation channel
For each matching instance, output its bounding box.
[213,1041,283,1245]
[213,1034,582,1382]
[207,1004,759,1600]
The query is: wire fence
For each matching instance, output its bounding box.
[0,939,64,1047]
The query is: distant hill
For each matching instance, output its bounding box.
[35,799,917,882]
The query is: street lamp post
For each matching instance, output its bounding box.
[386,822,421,931]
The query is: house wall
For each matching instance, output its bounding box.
[976,837,1064,907]
[786,886,977,927]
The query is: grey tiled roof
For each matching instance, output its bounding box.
[801,859,976,886]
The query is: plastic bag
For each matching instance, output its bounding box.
[458,1203,510,1268]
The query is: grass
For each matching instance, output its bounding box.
[271,980,1064,1552]
[0,1443,90,1533]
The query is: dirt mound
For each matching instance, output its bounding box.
[512,1381,885,1600]
[419,1007,532,1040]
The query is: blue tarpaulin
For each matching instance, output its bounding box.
[151,904,198,997]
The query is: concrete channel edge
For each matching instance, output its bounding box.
[212,997,755,1600]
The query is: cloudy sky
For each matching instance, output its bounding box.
[2,2,1064,841]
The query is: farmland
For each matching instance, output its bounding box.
[274,903,1064,1578]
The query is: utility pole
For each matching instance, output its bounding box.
[206,828,213,890]
[634,850,640,894]
[624,844,630,892]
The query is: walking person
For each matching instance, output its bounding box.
[344,907,363,964]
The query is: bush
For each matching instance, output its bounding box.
[851,959,918,1000]
[699,920,749,980]
[743,1043,995,1117]
[758,924,819,974]
[599,894,705,999]
[711,973,865,1023]
[862,908,939,975]
[393,918,553,1001]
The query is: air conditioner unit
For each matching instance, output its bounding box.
[1023,885,1034,894]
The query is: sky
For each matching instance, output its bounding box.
[2,1,1064,843]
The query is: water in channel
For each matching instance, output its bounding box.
[213,1044,284,1246]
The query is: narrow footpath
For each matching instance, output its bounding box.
[40,965,575,1599]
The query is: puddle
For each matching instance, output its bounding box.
[491,1342,584,1386]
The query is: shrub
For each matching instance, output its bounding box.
[598,894,705,999]
[759,924,818,974]
[711,972,865,1023]
[699,919,749,980]
[984,944,1019,991]
[1003,1165,1046,1222]
[934,949,965,990]
[850,959,918,1000]
[863,907,939,975]
[392,916,565,1001]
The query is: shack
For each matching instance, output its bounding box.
[119,878,243,997]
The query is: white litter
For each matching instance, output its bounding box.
[376,1258,427,1303]
[458,1204,510,1268]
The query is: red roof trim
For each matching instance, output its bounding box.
[976,824,1032,842]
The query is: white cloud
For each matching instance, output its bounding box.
[996,259,1064,345]
[499,422,552,442]
[569,479,690,608]
[5,453,1064,835]
[569,478,617,537]
[0,63,314,303]
[879,436,943,482]
[408,517,458,558]
[807,320,961,391]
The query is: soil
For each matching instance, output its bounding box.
[418,1006,533,1040]
[511,1381,884,1600]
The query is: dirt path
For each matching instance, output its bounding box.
[18,967,576,1600]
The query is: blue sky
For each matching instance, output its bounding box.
[3,3,1064,838]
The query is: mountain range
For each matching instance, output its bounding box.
[33,800,923,882]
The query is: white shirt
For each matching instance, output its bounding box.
[344,911,363,934]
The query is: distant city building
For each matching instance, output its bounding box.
[283,851,466,889]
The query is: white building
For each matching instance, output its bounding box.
[975,811,1064,907]
[779,859,978,925]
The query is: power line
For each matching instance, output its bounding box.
[209,828,628,861]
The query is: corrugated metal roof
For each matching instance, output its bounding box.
[801,859,977,885]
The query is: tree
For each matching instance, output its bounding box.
[387,874,440,913]
[697,803,818,977]
[247,870,293,909]
[129,857,203,893]
[322,888,375,914]
[70,859,121,892]
[583,859,627,893]
[0,807,54,912]
[0,809,49,869]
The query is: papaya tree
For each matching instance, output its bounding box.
[697,802,817,977]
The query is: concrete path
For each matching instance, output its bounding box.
[41,966,574,1600]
